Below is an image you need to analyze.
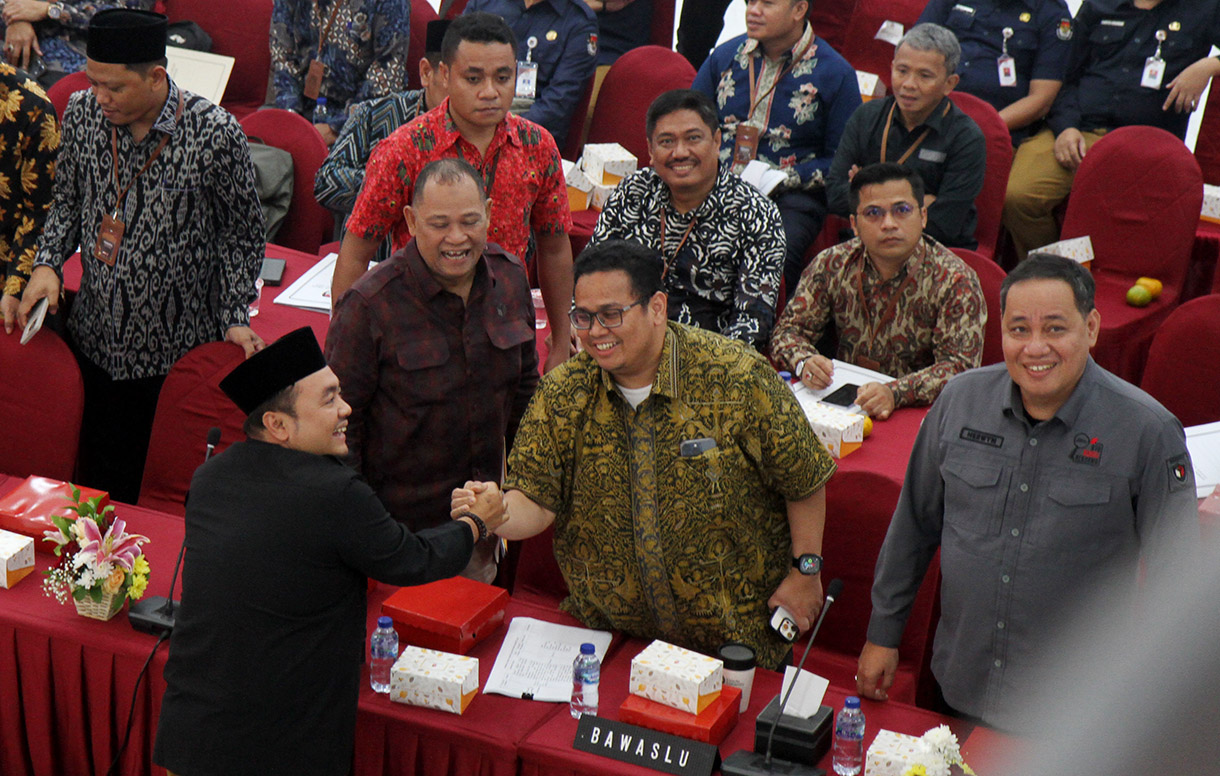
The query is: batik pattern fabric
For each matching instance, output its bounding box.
[0,62,58,297]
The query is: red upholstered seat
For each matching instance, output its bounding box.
[649,0,676,48]
[583,45,696,164]
[831,0,928,91]
[1059,125,1203,384]
[1140,294,1220,427]
[138,342,248,516]
[164,0,273,119]
[952,247,1007,366]
[1194,75,1220,186]
[240,108,335,254]
[406,0,439,90]
[949,91,1013,260]
[0,329,83,482]
[46,70,90,121]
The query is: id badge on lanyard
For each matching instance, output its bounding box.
[304,59,327,100]
[516,35,539,99]
[94,212,125,266]
[733,125,761,165]
[997,27,1017,87]
[1142,30,1167,89]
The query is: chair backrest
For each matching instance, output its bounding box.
[833,0,927,91]
[1140,294,1220,427]
[0,329,84,482]
[47,71,91,122]
[1061,126,1203,297]
[163,0,273,119]
[584,45,696,163]
[1195,80,1220,185]
[240,108,335,254]
[138,342,248,516]
[407,0,440,90]
[649,0,676,48]
[951,247,1006,366]
[949,91,1013,260]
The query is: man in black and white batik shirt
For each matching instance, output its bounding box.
[588,89,784,350]
[19,10,265,502]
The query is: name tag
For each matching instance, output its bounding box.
[516,60,539,99]
[1100,19,1125,26]
[951,4,975,13]
[917,148,947,163]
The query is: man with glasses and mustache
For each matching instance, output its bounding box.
[770,163,984,421]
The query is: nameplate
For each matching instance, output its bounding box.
[573,714,720,776]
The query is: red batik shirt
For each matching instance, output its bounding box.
[345,98,572,260]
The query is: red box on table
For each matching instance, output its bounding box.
[619,685,742,745]
[380,576,509,655]
[0,476,110,554]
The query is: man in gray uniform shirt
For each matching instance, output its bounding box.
[856,253,1198,731]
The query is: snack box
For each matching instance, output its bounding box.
[564,158,594,211]
[1202,183,1220,225]
[0,477,110,554]
[0,529,34,589]
[856,71,886,100]
[865,729,924,776]
[803,402,864,459]
[381,575,509,655]
[582,142,637,186]
[590,183,615,211]
[619,685,741,744]
[389,646,479,715]
[629,640,723,714]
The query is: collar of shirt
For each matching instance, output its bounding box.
[662,163,735,220]
[595,321,684,403]
[399,237,502,301]
[120,77,182,143]
[740,21,815,62]
[857,234,930,289]
[890,94,954,135]
[434,97,525,159]
[1002,356,1101,427]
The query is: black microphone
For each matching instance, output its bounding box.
[128,427,221,635]
[722,578,844,776]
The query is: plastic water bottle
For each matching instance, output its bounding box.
[369,616,398,694]
[570,642,600,718]
[832,696,866,776]
[314,96,332,125]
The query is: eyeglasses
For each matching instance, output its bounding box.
[856,202,918,223]
[569,299,648,329]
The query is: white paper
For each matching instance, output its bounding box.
[484,616,613,702]
[787,359,894,413]
[273,252,336,312]
[875,20,905,45]
[166,46,235,105]
[1186,421,1220,499]
[778,666,829,719]
[740,160,788,196]
[20,297,47,345]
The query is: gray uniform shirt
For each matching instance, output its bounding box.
[868,359,1198,728]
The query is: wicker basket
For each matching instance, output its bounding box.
[73,589,123,621]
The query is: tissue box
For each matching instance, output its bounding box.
[1202,183,1220,225]
[381,575,509,655]
[803,402,864,458]
[564,158,594,211]
[0,477,110,554]
[866,729,924,776]
[582,142,637,185]
[0,529,34,589]
[629,640,722,714]
[620,685,741,744]
[856,71,886,100]
[590,183,615,211]
[389,646,479,715]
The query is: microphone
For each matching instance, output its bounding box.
[128,427,222,635]
[722,578,844,776]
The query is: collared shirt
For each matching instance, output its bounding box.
[769,236,985,409]
[506,322,837,669]
[325,239,539,532]
[270,0,409,131]
[868,360,1199,729]
[1049,0,1220,139]
[464,0,597,148]
[0,63,59,298]
[313,88,426,262]
[691,25,862,190]
[588,165,785,348]
[0,0,151,77]
[827,95,986,249]
[346,99,571,261]
[34,79,264,380]
[918,0,1073,143]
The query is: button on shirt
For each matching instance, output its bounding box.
[464,0,597,148]
[325,240,539,532]
[1049,0,1220,139]
[868,360,1199,729]
[34,80,264,380]
[827,96,986,249]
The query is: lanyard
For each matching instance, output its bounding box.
[746,35,815,124]
[853,245,918,361]
[879,99,950,165]
[657,207,697,280]
[108,92,183,218]
[313,0,345,57]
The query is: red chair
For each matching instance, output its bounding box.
[649,0,676,49]
[950,91,1013,260]
[163,0,273,119]
[1059,126,1203,384]
[0,328,84,482]
[46,70,90,121]
[240,108,335,254]
[952,247,1007,366]
[1194,79,1220,186]
[583,45,696,164]
[406,0,440,90]
[1140,294,1220,427]
[831,0,928,91]
[138,342,248,515]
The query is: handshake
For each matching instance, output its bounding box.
[450,480,510,536]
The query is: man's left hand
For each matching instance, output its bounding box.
[3,0,50,24]
[768,569,823,634]
[314,123,338,145]
[855,382,895,420]
[1164,57,1220,113]
[225,325,265,357]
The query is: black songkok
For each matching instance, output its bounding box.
[220,327,328,415]
[88,9,168,65]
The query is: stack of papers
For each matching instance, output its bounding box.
[1185,422,1220,499]
[273,253,335,313]
[787,359,894,414]
[484,617,612,702]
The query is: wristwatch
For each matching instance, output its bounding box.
[47,3,65,20]
[459,511,489,542]
[793,553,823,575]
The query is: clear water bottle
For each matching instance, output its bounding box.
[314,96,332,125]
[832,696,866,776]
[570,642,600,718]
[369,616,398,694]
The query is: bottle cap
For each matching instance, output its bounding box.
[717,642,756,671]
[580,642,596,655]
[845,696,861,708]
[378,615,392,628]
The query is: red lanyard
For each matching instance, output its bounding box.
[853,247,917,360]
[746,33,815,122]
[879,100,950,164]
[108,92,183,218]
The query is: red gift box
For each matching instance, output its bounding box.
[619,685,742,745]
[0,476,110,554]
[380,576,509,655]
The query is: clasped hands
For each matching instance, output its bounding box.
[450,480,509,535]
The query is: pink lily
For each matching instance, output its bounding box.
[75,517,149,573]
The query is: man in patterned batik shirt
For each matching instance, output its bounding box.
[589,89,785,349]
[0,61,58,333]
[770,163,984,422]
[270,0,409,143]
[0,0,151,87]
[454,240,837,669]
[692,0,860,299]
[18,10,264,502]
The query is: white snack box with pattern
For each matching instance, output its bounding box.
[389,645,479,715]
[0,529,34,589]
[1202,183,1220,224]
[582,143,638,186]
[1033,235,1094,266]
[865,729,924,776]
[629,639,723,714]
[803,402,864,459]
[564,158,595,212]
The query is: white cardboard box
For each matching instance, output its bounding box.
[0,529,34,589]
[629,640,722,714]
[582,143,637,186]
[856,71,886,100]
[1202,183,1220,224]
[804,402,864,459]
[590,183,615,211]
[564,158,594,211]
[865,729,924,776]
[389,646,479,715]
[1033,235,1094,267]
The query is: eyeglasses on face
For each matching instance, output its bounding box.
[856,201,918,223]
[569,298,649,329]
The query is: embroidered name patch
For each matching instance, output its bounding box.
[960,428,1003,448]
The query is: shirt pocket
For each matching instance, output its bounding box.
[945,7,977,34]
[390,336,451,405]
[1088,21,1132,57]
[485,316,534,392]
[940,450,1007,537]
[1029,475,1129,551]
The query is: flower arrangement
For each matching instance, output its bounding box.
[901,725,976,776]
[40,486,150,620]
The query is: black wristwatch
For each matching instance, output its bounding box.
[793,553,823,575]
[459,511,489,542]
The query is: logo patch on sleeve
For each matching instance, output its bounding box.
[960,428,1003,448]
[1166,453,1193,491]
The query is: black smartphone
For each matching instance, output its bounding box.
[821,383,860,407]
[679,437,717,457]
[260,257,287,286]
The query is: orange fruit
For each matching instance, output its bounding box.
[1135,277,1163,298]
[862,416,874,438]
[1126,285,1152,307]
